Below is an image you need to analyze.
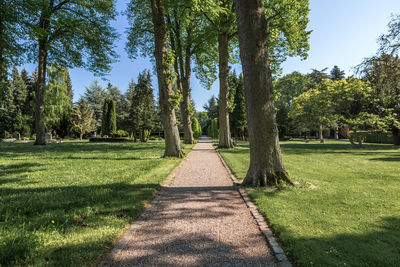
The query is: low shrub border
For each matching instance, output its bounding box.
[89,138,133,143]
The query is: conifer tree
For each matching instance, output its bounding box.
[72,97,96,140]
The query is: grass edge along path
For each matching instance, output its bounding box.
[218,141,400,266]
[0,141,193,267]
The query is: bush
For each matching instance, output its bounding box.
[191,117,202,138]
[354,131,393,144]
[89,138,133,143]
[112,130,129,138]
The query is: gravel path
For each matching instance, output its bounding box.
[110,137,275,266]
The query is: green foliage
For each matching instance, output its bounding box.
[191,117,201,138]
[352,131,393,144]
[71,97,96,139]
[203,95,218,120]
[195,111,209,132]
[229,73,247,139]
[0,67,33,138]
[263,0,311,74]
[101,99,117,137]
[45,66,73,136]
[112,129,129,138]
[23,0,118,76]
[128,70,156,142]
[106,83,124,128]
[330,65,345,81]
[209,118,219,139]
[84,80,107,131]
[290,78,380,142]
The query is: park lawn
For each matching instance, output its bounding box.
[0,141,193,267]
[219,141,400,266]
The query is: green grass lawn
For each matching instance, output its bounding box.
[219,141,400,266]
[0,141,193,266]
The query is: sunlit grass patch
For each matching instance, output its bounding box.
[219,141,400,266]
[0,141,193,266]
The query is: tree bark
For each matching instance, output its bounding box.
[392,127,400,146]
[335,126,339,140]
[173,17,194,145]
[319,124,324,143]
[218,32,233,148]
[235,0,293,186]
[180,56,194,144]
[150,0,184,158]
[34,24,50,145]
[80,133,83,140]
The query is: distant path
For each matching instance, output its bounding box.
[109,137,274,266]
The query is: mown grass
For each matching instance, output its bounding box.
[219,141,400,266]
[0,141,193,266]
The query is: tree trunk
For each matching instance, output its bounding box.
[80,133,83,140]
[319,124,324,143]
[180,61,194,144]
[235,0,293,186]
[34,37,48,145]
[392,127,400,146]
[0,16,4,83]
[335,126,339,140]
[150,0,184,158]
[218,32,233,148]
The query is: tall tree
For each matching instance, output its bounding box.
[106,82,124,128]
[203,95,219,120]
[22,0,118,145]
[234,0,309,186]
[101,99,117,136]
[72,97,96,140]
[84,80,107,133]
[274,71,312,137]
[330,65,345,81]
[230,73,247,140]
[127,0,184,157]
[359,54,400,145]
[44,66,73,137]
[128,70,156,142]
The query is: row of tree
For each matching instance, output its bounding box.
[0,67,160,141]
[0,0,310,186]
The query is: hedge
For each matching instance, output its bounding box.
[89,138,133,143]
[352,131,393,144]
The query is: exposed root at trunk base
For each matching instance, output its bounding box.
[242,170,294,187]
[163,151,185,158]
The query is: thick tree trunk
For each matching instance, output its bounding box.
[150,0,184,158]
[80,133,83,140]
[335,126,339,140]
[218,32,233,148]
[0,17,4,81]
[34,38,47,145]
[319,124,324,143]
[392,127,400,146]
[235,0,293,186]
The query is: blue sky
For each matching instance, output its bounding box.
[21,0,400,111]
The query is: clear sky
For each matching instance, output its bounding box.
[21,0,400,111]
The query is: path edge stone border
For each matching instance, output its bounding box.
[215,147,293,267]
[97,154,187,267]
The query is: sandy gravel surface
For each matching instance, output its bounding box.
[111,138,275,266]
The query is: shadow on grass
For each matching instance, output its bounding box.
[0,142,164,158]
[369,156,400,162]
[271,216,400,266]
[0,182,160,266]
